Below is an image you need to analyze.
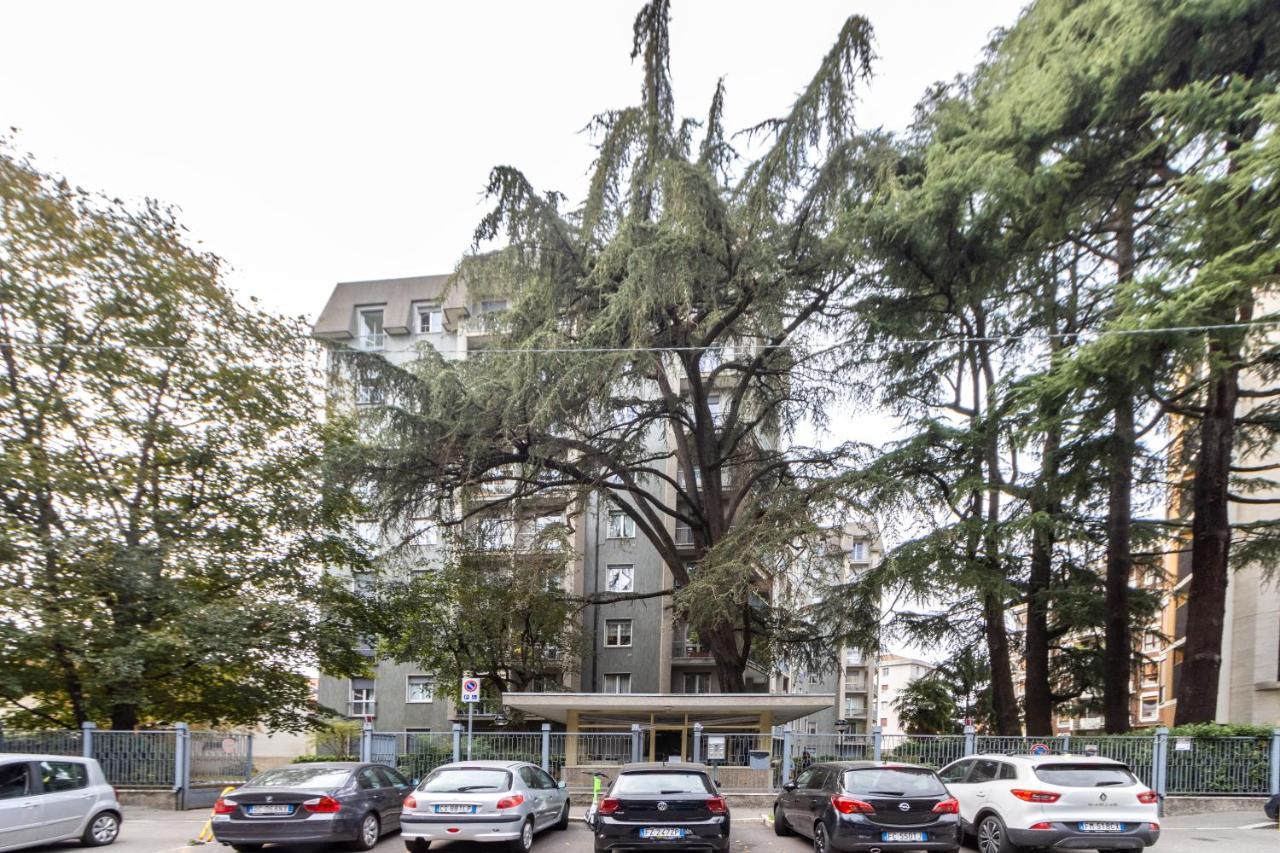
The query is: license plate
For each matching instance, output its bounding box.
[435,804,477,814]
[1078,822,1125,832]
[246,804,294,816]
[881,831,927,842]
[639,827,687,839]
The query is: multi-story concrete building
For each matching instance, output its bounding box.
[311,273,871,756]
[873,654,935,733]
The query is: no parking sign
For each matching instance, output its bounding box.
[461,676,481,703]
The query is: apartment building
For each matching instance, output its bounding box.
[310,273,865,746]
[874,654,936,733]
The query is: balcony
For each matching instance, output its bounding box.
[674,525,695,547]
[671,637,714,663]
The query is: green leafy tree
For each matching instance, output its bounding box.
[892,678,958,735]
[0,142,365,731]
[333,0,880,691]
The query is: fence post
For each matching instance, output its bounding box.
[1269,728,1280,795]
[1152,727,1168,816]
[81,722,96,760]
[872,725,883,762]
[540,723,551,773]
[174,723,190,796]
[630,724,643,764]
[1061,732,1070,755]
[359,722,373,764]
[963,725,976,757]
[781,725,794,786]
[245,733,254,779]
[451,723,463,763]
[692,722,703,764]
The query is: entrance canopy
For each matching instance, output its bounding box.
[501,691,834,727]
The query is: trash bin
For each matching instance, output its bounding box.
[748,749,771,770]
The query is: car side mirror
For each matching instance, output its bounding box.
[782,782,797,792]
[558,781,567,789]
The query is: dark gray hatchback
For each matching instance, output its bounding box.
[211,762,412,851]
[592,762,730,853]
[775,761,960,853]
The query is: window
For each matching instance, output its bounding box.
[417,305,444,334]
[613,772,712,795]
[1034,764,1137,787]
[407,675,434,703]
[879,717,888,728]
[1141,661,1159,687]
[38,761,87,793]
[356,767,382,790]
[354,378,384,406]
[849,541,867,562]
[606,565,634,593]
[357,307,385,350]
[0,763,29,800]
[881,667,889,677]
[375,766,410,789]
[349,682,375,718]
[674,522,694,546]
[607,511,635,539]
[1139,693,1160,722]
[684,672,711,694]
[480,299,509,313]
[968,760,1003,784]
[604,619,632,647]
[602,673,631,694]
[937,760,972,784]
[880,683,888,692]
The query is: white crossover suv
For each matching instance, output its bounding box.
[936,754,1159,853]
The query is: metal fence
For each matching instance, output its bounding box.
[350,722,1280,798]
[0,723,255,800]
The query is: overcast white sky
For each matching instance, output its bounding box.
[4,0,1026,323]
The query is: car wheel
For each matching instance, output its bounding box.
[555,800,571,830]
[80,811,121,847]
[232,846,264,853]
[773,804,793,836]
[977,814,1015,853]
[509,817,535,853]
[405,840,432,853]
[813,821,830,853]
[351,812,381,851]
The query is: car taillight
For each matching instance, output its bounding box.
[212,798,237,815]
[1137,790,1158,804]
[496,793,526,809]
[1149,822,1160,830]
[404,795,417,809]
[706,796,728,814]
[302,796,342,813]
[931,798,959,814]
[1028,822,1053,831]
[1011,789,1061,803]
[598,797,620,815]
[831,795,875,815]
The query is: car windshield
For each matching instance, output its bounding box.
[420,768,511,793]
[613,772,712,795]
[249,767,352,788]
[1033,764,1137,787]
[843,767,947,796]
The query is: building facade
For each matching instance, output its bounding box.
[873,654,936,733]
[311,274,873,747]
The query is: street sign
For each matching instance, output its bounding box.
[461,677,481,703]
[1029,742,1050,755]
[1174,737,1192,752]
[706,735,726,761]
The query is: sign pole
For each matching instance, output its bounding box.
[467,703,474,761]
[461,675,481,761]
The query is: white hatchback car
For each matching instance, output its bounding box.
[0,754,121,851]
[937,754,1159,853]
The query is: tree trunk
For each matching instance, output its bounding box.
[982,590,1022,734]
[1023,426,1060,736]
[110,703,139,731]
[704,619,748,692]
[1103,392,1135,733]
[1174,323,1246,724]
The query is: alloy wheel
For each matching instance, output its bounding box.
[521,818,535,850]
[978,818,1001,853]
[92,814,119,844]
[362,814,379,846]
[814,823,827,853]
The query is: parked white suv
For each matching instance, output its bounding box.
[0,755,121,851]
[936,754,1159,853]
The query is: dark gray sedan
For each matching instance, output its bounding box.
[211,762,412,851]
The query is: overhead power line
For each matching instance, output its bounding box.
[2,319,1277,356]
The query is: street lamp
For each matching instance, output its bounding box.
[493,710,509,728]
[834,718,849,758]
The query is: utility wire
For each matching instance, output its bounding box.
[2,319,1277,356]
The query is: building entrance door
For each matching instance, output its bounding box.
[652,728,684,762]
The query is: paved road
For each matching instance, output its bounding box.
[24,806,1280,853]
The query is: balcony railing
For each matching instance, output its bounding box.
[672,640,713,659]
[674,526,695,546]
[357,333,385,351]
